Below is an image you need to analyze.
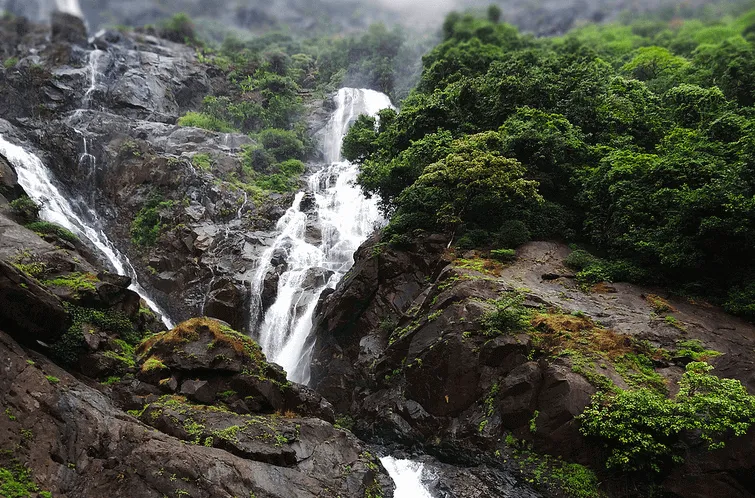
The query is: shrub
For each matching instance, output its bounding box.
[177,112,236,133]
[51,304,141,365]
[9,196,40,222]
[256,128,306,162]
[579,362,755,472]
[131,195,174,247]
[191,153,212,171]
[482,291,530,335]
[564,249,599,271]
[494,220,531,248]
[490,248,517,262]
[24,221,78,243]
[3,57,18,69]
[160,13,197,44]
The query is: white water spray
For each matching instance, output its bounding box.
[380,457,433,498]
[55,0,83,18]
[249,88,391,384]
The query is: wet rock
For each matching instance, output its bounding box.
[299,192,317,212]
[270,245,289,267]
[0,259,68,344]
[498,362,543,429]
[301,267,334,290]
[137,318,277,377]
[135,318,333,420]
[304,223,322,245]
[51,11,87,46]
[203,278,246,331]
[0,154,23,200]
[180,379,216,404]
[0,329,393,498]
[261,266,282,310]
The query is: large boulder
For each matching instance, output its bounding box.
[136,318,334,420]
[0,154,24,201]
[51,11,87,46]
[0,259,68,344]
[0,329,392,498]
[202,277,246,331]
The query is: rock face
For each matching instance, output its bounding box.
[0,259,69,343]
[0,14,297,327]
[0,329,393,498]
[51,11,87,45]
[0,212,393,498]
[310,236,755,496]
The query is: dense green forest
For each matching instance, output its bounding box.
[343,7,755,320]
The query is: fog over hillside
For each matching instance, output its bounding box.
[0,0,739,37]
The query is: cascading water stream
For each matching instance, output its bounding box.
[55,0,83,18]
[248,89,435,495]
[380,457,434,498]
[249,88,391,385]
[0,39,173,327]
[0,136,173,328]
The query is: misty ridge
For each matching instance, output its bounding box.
[0,0,735,37]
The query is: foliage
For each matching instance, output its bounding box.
[342,7,755,319]
[130,194,174,247]
[24,221,78,244]
[481,291,531,335]
[490,248,516,262]
[3,57,17,69]
[579,362,755,472]
[42,272,98,295]
[0,464,50,498]
[9,196,39,222]
[51,304,141,365]
[177,111,236,132]
[160,13,197,44]
[386,132,540,238]
[191,153,212,171]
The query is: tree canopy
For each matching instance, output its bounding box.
[343,7,755,319]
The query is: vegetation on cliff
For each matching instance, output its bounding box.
[344,8,755,320]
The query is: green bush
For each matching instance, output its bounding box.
[579,362,755,472]
[51,304,141,365]
[130,195,174,247]
[177,112,236,133]
[482,291,531,335]
[160,12,197,44]
[24,221,78,244]
[0,464,50,498]
[490,249,517,262]
[191,153,212,172]
[9,196,40,222]
[3,57,18,69]
[256,128,306,162]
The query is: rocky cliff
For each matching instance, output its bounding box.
[309,235,755,497]
[0,13,316,329]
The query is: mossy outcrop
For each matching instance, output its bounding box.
[136,318,335,421]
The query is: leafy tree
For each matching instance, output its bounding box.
[487,5,502,24]
[621,46,690,93]
[388,132,540,237]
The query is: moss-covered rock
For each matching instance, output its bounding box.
[136,317,280,380]
[134,318,335,420]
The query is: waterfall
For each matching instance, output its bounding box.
[380,457,433,498]
[249,88,391,384]
[0,135,174,328]
[55,0,83,18]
